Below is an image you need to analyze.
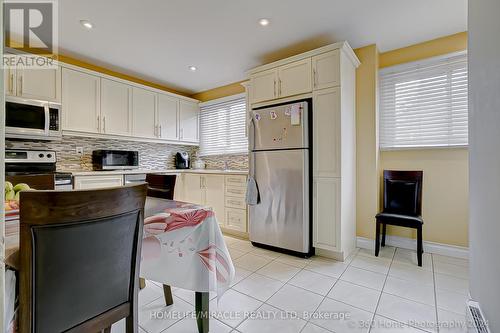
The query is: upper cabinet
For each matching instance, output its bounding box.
[100,78,132,136]
[278,58,312,98]
[250,59,311,104]
[157,94,179,141]
[132,87,157,139]
[62,68,100,133]
[5,56,61,102]
[312,50,340,90]
[250,68,278,103]
[179,100,199,143]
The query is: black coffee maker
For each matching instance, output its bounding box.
[175,152,190,169]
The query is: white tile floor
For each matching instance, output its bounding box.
[111,236,470,333]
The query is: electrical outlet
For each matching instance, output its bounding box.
[76,147,84,155]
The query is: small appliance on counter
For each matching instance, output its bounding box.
[192,158,206,170]
[175,152,190,169]
[92,150,139,170]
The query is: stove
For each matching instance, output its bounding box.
[5,150,73,190]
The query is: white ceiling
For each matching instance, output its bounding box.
[59,0,467,94]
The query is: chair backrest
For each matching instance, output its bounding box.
[6,174,54,190]
[146,174,177,199]
[19,184,147,333]
[383,170,423,216]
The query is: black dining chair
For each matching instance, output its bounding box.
[146,174,177,200]
[375,170,424,266]
[19,184,147,333]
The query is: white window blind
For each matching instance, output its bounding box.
[199,95,247,156]
[379,52,468,149]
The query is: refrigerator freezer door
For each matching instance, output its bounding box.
[249,149,310,253]
[251,101,308,151]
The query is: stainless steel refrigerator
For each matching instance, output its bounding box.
[248,100,313,257]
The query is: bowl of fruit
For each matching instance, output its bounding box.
[4,181,31,216]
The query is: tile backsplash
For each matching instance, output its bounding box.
[6,136,197,171]
[6,136,249,171]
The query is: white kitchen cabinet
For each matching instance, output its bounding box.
[4,67,16,96]
[100,78,132,136]
[132,87,157,138]
[62,68,101,133]
[313,178,340,251]
[250,68,278,104]
[179,100,199,143]
[312,50,340,90]
[278,58,312,98]
[204,175,226,226]
[73,175,124,190]
[16,63,61,102]
[182,173,204,205]
[157,94,179,140]
[313,87,341,178]
[225,208,247,233]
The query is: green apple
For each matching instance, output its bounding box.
[5,189,15,201]
[13,183,30,192]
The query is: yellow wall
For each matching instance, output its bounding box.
[191,81,246,102]
[354,45,381,241]
[379,32,467,68]
[380,149,469,246]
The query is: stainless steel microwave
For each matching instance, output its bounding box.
[92,150,139,170]
[5,96,62,140]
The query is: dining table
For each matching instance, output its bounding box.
[4,196,236,333]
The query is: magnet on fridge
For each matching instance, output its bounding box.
[284,107,291,116]
[255,113,261,121]
[270,111,278,120]
[290,104,301,125]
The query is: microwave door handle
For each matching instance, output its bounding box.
[44,104,50,135]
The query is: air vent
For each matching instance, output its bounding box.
[467,301,490,333]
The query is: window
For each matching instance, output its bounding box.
[199,95,247,156]
[379,52,468,149]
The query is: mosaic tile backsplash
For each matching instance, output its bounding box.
[6,136,249,171]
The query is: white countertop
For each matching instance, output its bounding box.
[63,169,249,176]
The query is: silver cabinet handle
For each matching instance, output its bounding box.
[19,75,23,95]
[103,116,106,133]
[97,115,100,131]
[274,80,276,97]
[278,78,282,96]
[313,69,317,88]
[9,73,14,94]
[159,125,162,138]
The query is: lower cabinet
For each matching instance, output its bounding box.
[313,177,340,251]
[175,173,248,234]
[73,175,124,190]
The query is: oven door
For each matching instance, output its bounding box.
[5,97,49,139]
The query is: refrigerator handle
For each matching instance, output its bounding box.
[249,117,256,179]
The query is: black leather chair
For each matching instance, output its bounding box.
[19,184,147,333]
[375,170,424,266]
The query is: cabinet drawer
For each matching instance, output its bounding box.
[225,196,247,209]
[225,185,246,198]
[225,175,247,187]
[225,208,247,232]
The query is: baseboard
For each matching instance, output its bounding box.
[357,235,469,259]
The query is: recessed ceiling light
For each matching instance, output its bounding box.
[80,20,94,30]
[258,18,270,26]
[188,66,197,72]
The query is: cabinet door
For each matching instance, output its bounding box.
[157,94,179,141]
[313,177,340,251]
[17,64,61,102]
[101,78,132,136]
[73,175,124,190]
[278,58,312,98]
[4,67,16,96]
[225,208,247,233]
[62,68,100,133]
[312,50,340,90]
[183,173,203,204]
[313,87,341,178]
[179,100,199,143]
[203,175,226,226]
[250,68,278,104]
[132,87,156,138]
[173,173,184,200]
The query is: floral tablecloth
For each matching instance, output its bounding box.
[141,198,235,299]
